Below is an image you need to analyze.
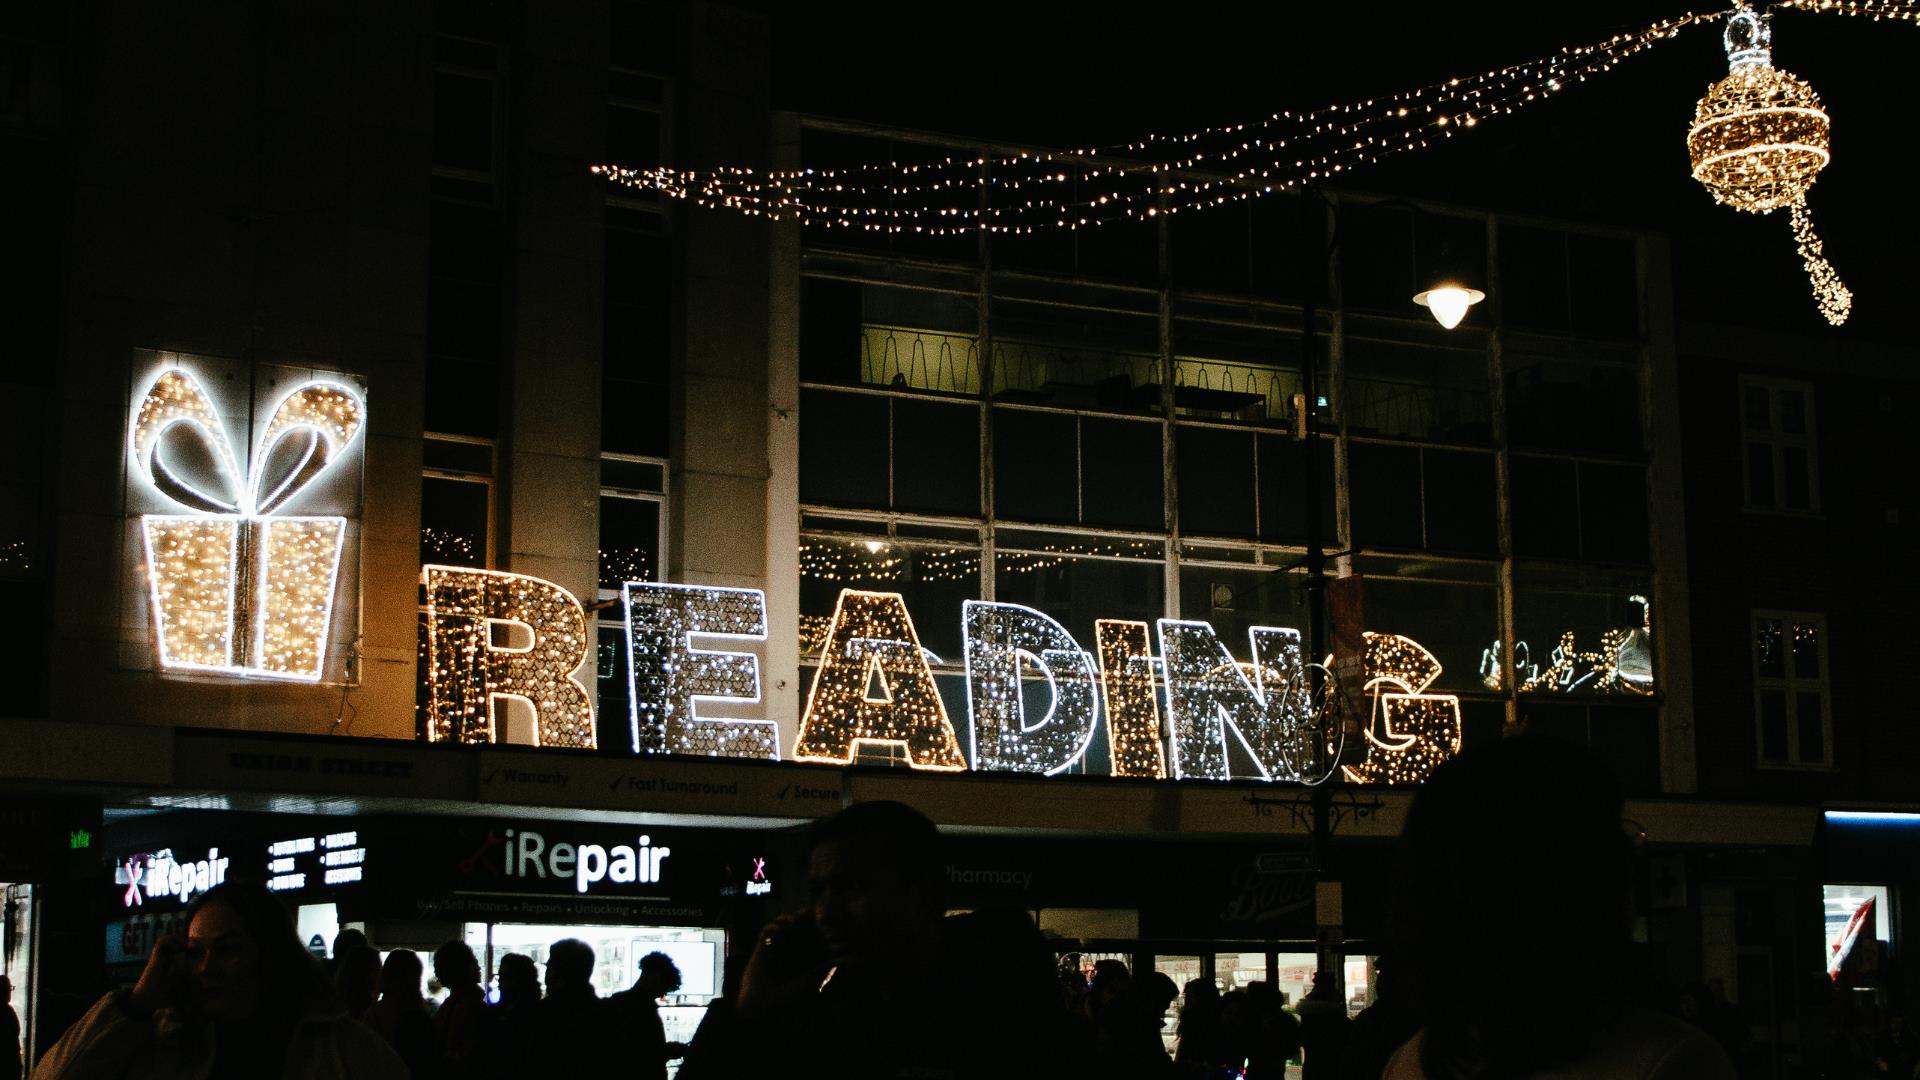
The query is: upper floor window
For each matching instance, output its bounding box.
[1741,377,1818,513]
[1753,611,1830,768]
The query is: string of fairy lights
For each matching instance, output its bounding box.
[597,2,1918,323]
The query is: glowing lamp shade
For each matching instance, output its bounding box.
[1412,285,1484,330]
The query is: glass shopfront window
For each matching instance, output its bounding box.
[1512,567,1654,697]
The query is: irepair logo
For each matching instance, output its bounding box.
[501,827,671,895]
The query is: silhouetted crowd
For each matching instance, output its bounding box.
[40,736,1886,1079]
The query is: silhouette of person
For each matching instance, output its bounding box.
[475,953,537,1080]
[1094,969,1180,1079]
[709,800,1077,1077]
[1246,981,1300,1075]
[1381,735,1735,1079]
[366,949,435,1077]
[1174,977,1227,1078]
[517,939,616,1080]
[431,941,488,1079]
[333,944,381,1021]
[32,882,405,1078]
[1340,954,1417,1080]
[0,977,20,1080]
[1298,971,1350,1078]
[608,951,686,1080]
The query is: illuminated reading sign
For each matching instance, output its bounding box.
[412,569,1467,784]
[129,365,365,681]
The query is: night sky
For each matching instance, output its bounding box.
[771,2,1920,339]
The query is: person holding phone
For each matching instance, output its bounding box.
[32,882,406,1080]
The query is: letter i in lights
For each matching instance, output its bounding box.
[423,566,595,749]
[1094,620,1168,779]
[794,590,966,770]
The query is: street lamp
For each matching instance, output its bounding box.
[1297,188,1482,1014]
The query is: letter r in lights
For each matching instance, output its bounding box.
[423,566,595,749]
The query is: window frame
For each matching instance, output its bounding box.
[1739,376,1820,515]
[420,432,496,569]
[1751,609,1833,769]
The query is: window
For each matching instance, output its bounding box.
[596,456,668,748]
[1509,458,1648,564]
[431,35,501,203]
[1741,377,1818,512]
[1511,568,1654,697]
[1753,612,1830,767]
[420,435,493,568]
[604,221,672,456]
[426,200,503,439]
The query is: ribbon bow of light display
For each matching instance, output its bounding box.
[130,367,365,680]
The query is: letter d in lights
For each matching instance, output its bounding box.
[962,601,1098,775]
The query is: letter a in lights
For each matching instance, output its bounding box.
[1341,632,1462,785]
[623,582,779,759]
[423,566,595,749]
[795,590,966,770]
[1156,620,1326,782]
[961,601,1098,775]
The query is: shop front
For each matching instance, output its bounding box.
[99,808,793,1047]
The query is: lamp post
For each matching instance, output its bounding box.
[1296,187,1482,1008]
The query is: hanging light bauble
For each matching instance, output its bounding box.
[1687,5,1851,324]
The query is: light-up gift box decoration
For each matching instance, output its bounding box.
[130,366,365,681]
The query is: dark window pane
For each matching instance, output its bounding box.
[1567,234,1639,337]
[428,277,502,363]
[1782,447,1812,510]
[990,296,1158,411]
[1754,619,1785,679]
[1791,622,1820,678]
[1500,225,1569,331]
[431,202,503,283]
[1579,464,1648,564]
[596,624,631,753]
[1082,417,1163,530]
[1358,564,1499,692]
[607,104,661,170]
[993,408,1075,523]
[1795,692,1824,763]
[1349,443,1421,550]
[1075,215,1159,286]
[1743,385,1771,431]
[424,357,499,438]
[1422,450,1498,555]
[421,476,488,567]
[800,538,980,661]
[433,71,494,173]
[1759,689,1788,761]
[799,390,887,508]
[1506,356,1639,455]
[603,382,668,458]
[1342,204,1414,313]
[1746,443,1776,507]
[997,550,1164,656]
[1172,202,1251,294]
[1344,339,1489,443]
[598,495,660,589]
[1176,426,1255,538]
[1778,389,1807,434]
[1257,434,1335,544]
[800,277,863,384]
[894,400,979,516]
[1510,457,1579,559]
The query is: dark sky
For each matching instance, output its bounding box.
[772,2,1919,338]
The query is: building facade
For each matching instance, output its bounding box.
[3,2,1907,1074]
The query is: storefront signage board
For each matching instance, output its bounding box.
[471,748,842,820]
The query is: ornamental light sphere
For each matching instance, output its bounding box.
[1686,5,1852,323]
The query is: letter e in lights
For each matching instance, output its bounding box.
[623,583,779,759]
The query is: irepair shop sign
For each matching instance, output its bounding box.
[416,569,1463,785]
